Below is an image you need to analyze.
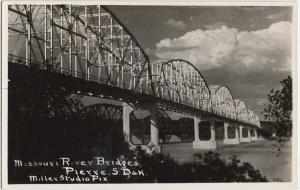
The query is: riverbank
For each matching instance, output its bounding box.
[161,139,292,181]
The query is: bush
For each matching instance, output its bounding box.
[126,149,267,183]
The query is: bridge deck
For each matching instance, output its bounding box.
[9,62,257,128]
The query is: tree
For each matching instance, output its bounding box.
[263,76,292,136]
[9,81,83,121]
[8,80,131,183]
[126,150,267,182]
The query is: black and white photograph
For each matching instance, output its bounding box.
[1,0,297,189]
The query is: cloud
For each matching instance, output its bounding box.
[155,21,291,72]
[204,22,227,30]
[235,21,291,72]
[165,19,186,30]
[155,25,239,70]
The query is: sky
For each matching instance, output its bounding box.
[107,5,293,119]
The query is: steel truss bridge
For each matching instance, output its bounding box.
[8,5,260,134]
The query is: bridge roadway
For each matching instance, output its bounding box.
[8,4,261,153]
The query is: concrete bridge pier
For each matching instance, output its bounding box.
[224,122,228,141]
[239,125,243,141]
[235,125,239,141]
[122,103,134,143]
[210,119,216,141]
[254,129,258,139]
[251,128,258,141]
[223,123,240,145]
[148,104,161,153]
[193,118,217,150]
[122,103,161,153]
[248,128,252,142]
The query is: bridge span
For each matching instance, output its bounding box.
[8,4,261,152]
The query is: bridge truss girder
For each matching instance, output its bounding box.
[151,59,211,112]
[8,4,260,128]
[8,4,154,95]
[235,99,250,124]
[210,85,237,121]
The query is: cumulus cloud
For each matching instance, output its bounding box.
[155,21,292,72]
[156,25,239,70]
[165,19,186,30]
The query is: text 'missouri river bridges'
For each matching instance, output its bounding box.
[8,4,261,152]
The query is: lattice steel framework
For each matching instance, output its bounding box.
[151,59,211,111]
[80,103,122,120]
[8,4,261,128]
[248,109,257,127]
[254,115,260,127]
[8,5,153,94]
[235,99,250,124]
[210,85,237,120]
